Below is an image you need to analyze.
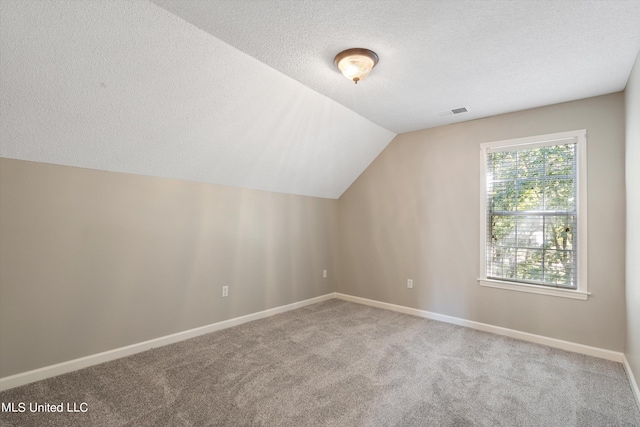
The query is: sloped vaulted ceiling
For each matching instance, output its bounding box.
[154,0,640,134]
[1,1,640,199]
[0,0,395,199]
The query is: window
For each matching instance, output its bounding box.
[479,130,589,300]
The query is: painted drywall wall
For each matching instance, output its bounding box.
[338,93,626,351]
[0,159,337,377]
[626,51,640,385]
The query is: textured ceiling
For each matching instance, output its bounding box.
[0,0,394,199]
[153,0,640,134]
[1,1,639,199]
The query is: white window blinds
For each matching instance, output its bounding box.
[485,137,579,289]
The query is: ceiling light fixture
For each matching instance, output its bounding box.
[334,48,379,84]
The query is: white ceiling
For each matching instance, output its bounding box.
[0,0,394,199]
[152,0,640,134]
[2,1,640,199]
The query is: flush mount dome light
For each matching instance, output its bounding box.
[334,48,379,84]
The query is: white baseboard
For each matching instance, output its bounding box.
[1,292,629,394]
[334,293,624,363]
[0,293,336,392]
[623,355,640,410]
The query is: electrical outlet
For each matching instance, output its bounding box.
[407,279,413,289]
[323,269,327,278]
[222,286,229,297]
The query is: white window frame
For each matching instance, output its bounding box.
[478,129,589,300]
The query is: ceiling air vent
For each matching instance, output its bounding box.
[435,107,469,117]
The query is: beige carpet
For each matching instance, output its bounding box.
[0,299,638,426]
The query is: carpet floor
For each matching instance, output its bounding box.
[1,299,639,426]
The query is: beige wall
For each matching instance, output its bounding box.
[626,52,640,384]
[0,90,632,379]
[338,93,626,351]
[0,159,337,377]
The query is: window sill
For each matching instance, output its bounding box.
[478,278,590,300]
